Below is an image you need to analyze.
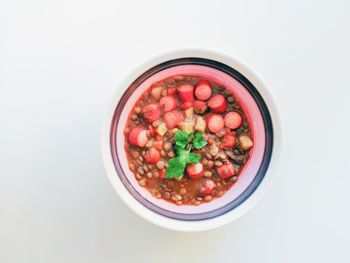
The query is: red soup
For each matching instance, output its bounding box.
[123,75,253,205]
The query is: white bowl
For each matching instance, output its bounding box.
[101,49,282,232]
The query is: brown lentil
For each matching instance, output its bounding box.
[208,161,214,168]
[156,161,165,169]
[172,194,182,201]
[137,167,144,175]
[206,153,212,160]
[153,171,160,178]
[204,195,212,202]
[217,85,225,91]
[227,96,235,103]
[160,150,166,157]
[168,151,175,158]
[142,164,149,172]
[179,188,187,195]
[163,192,170,199]
[139,179,146,186]
[131,151,139,158]
[215,160,223,167]
[203,171,212,178]
[218,153,228,160]
[163,142,172,151]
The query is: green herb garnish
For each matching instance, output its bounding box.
[193,132,208,149]
[174,130,193,149]
[165,130,207,179]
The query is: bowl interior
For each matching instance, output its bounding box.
[110,58,273,220]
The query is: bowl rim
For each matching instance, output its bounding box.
[101,48,282,232]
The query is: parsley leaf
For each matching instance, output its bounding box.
[188,153,201,164]
[165,130,204,179]
[165,157,186,179]
[174,130,193,149]
[193,132,208,149]
[165,147,189,179]
[176,147,188,157]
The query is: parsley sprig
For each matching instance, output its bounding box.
[165,130,208,179]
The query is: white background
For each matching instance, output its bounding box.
[1,0,350,262]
